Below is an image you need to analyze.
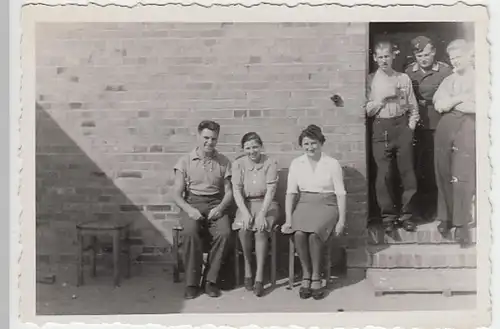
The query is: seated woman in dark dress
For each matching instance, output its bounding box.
[281,125,347,299]
[232,132,280,297]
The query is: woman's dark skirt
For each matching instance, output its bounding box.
[291,192,339,242]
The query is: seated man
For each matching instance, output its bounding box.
[172,120,233,299]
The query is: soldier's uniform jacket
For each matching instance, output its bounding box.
[405,61,453,130]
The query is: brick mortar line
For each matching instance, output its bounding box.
[39,36,366,41]
[37,116,364,121]
[43,87,358,91]
[36,151,363,155]
[36,63,367,69]
[37,108,359,112]
[37,109,366,119]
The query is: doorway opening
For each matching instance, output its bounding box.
[366,22,475,225]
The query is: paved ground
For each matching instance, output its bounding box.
[36,263,476,315]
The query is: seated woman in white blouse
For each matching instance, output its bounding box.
[281,125,347,300]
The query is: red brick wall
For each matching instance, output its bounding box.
[36,22,369,265]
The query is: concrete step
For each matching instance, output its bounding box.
[367,268,476,296]
[369,244,476,269]
[367,222,477,245]
[347,244,476,269]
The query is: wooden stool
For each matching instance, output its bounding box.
[76,219,131,287]
[172,225,183,283]
[233,225,278,288]
[287,233,335,290]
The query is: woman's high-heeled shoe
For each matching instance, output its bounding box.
[244,277,254,291]
[311,279,326,300]
[254,281,264,297]
[299,278,312,299]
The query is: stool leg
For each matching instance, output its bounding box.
[77,229,84,287]
[271,230,277,288]
[172,230,180,283]
[234,234,240,287]
[125,228,131,279]
[113,229,121,287]
[90,236,97,278]
[287,236,294,290]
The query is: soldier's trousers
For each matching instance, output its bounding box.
[180,193,231,287]
[414,128,438,194]
[371,115,417,223]
[434,111,476,227]
[414,128,438,218]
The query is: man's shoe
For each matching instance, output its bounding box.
[437,220,452,238]
[184,286,200,300]
[401,219,417,232]
[383,220,396,233]
[455,226,472,248]
[205,282,222,298]
[399,214,417,232]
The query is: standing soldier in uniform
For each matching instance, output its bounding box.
[433,39,475,247]
[365,40,420,233]
[405,36,453,220]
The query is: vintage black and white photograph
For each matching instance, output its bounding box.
[19,3,491,327]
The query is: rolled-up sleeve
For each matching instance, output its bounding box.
[173,156,187,177]
[331,160,346,196]
[404,74,420,125]
[266,158,279,187]
[286,160,299,194]
[432,76,452,113]
[231,160,243,190]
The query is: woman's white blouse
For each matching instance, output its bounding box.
[286,153,347,196]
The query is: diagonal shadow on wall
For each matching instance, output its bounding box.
[35,102,186,315]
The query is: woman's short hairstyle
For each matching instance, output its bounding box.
[241,132,263,149]
[197,120,220,134]
[298,124,326,147]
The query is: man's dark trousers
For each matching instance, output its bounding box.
[372,115,417,223]
[180,193,231,287]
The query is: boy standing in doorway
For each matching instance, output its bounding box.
[365,40,420,233]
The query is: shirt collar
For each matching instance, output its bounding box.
[189,147,219,161]
[376,68,399,78]
[245,154,266,171]
[298,152,325,164]
[412,61,440,72]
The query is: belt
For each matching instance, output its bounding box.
[375,113,406,120]
[246,196,265,200]
[447,110,475,117]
